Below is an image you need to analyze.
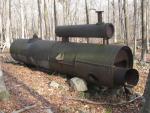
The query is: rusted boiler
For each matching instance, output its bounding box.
[10,37,139,88]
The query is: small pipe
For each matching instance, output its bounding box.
[96,11,104,23]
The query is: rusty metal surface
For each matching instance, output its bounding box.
[55,23,114,39]
[10,39,139,87]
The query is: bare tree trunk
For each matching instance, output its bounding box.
[0,11,2,46]
[41,0,45,39]
[85,0,89,43]
[20,0,25,39]
[5,0,11,48]
[46,0,53,39]
[85,0,89,24]
[108,0,110,22]
[123,0,129,45]
[50,0,54,40]
[141,0,147,62]
[37,0,42,37]
[44,0,48,39]
[62,0,70,25]
[24,13,28,38]
[31,13,35,34]
[148,0,150,52]
[54,0,57,41]
[112,0,117,43]
[0,0,4,45]
[133,0,137,56]
[118,0,124,39]
[146,0,149,52]
[137,1,141,43]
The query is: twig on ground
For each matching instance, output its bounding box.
[65,95,143,106]
[12,104,36,113]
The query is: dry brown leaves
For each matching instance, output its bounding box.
[0,53,148,113]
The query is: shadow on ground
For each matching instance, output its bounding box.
[4,71,61,113]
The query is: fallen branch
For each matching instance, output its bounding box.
[12,104,36,113]
[65,95,143,106]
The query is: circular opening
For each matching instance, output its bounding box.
[125,69,139,86]
[122,47,133,68]
[114,46,133,68]
[106,24,114,38]
[114,60,128,68]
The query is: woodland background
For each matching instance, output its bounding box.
[0,0,149,61]
[0,0,150,113]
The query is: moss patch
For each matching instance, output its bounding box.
[0,90,10,101]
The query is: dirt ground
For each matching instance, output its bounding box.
[0,52,149,113]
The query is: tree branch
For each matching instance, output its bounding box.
[12,104,36,113]
[65,95,143,106]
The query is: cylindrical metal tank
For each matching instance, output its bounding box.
[55,23,114,39]
[10,39,139,87]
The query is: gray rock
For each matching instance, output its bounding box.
[0,70,10,101]
[0,111,5,113]
[49,81,60,89]
[70,77,88,92]
[45,108,53,113]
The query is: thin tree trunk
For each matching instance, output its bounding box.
[50,0,54,40]
[54,0,57,41]
[141,0,147,62]
[44,0,48,39]
[118,0,124,39]
[45,0,51,39]
[85,0,89,43]
[37,0,43,38]
[137,1,141,43]
[31,13,35,34]
[0,12,2,47]
[133,0,137,56]
[24,13,28,38]
[108,0,110,22]
[20,0,25,39]
[5,0,11,48]
[41,0,45,39]
[123,0,129,45]
[148,0,150,52]
[112,0,117,43]
[85,0,89,24]
[146,0,149,52]
[0,1,4,45]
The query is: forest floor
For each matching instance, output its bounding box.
[0,52,149,113]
